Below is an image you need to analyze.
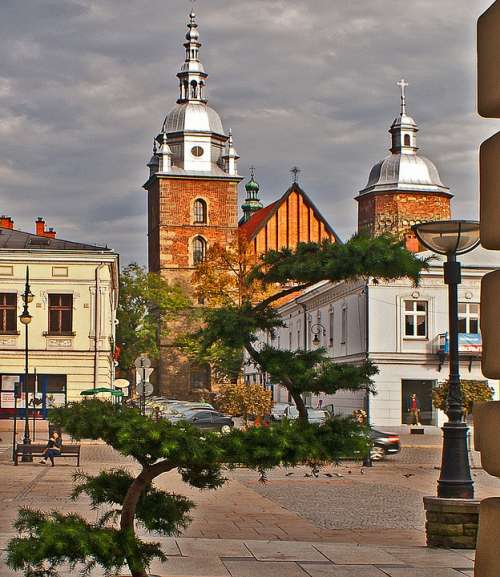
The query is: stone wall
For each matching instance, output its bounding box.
[424,496,479,549]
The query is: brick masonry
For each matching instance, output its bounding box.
[146,173,240,398]
[357,191,452,248]
[424,496,480,549]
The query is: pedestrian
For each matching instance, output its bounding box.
[39,431,61,466]
[408,393,421,426]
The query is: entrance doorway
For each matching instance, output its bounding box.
[401,379,437,425]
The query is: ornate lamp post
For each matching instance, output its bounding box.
[19,266,34,463]
[412,220,480,498]
[310,323,326,346]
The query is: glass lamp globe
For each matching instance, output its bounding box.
[412,220,480,256]
[19,310,32,325]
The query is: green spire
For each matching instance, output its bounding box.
[242,167,263,222]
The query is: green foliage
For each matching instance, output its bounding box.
[116,263,190,371]
[6,509,164,577]
[432,379,495,415]
[249,235,427,289]
[72,470,193,535]
[256,346,378,396]
[9,400,369,577]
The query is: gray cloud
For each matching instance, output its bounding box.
[0,0,497,264]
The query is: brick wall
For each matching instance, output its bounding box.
[357,192,451,244]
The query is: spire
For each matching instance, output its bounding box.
[157,132,172,172]
[390,79,418,155]
[222,128,240,176]
[242,167,263,222]
[397,78,408,116]
[177,8,208,104]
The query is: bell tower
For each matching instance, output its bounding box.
[144,10,242,397]
[355,80,452,251]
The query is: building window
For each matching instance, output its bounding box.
[341,307,347,344]
[458,303,480,334]
[289,330,292,350]
[404,300,427,338]
[193,199,207,223]
[0,293,17,334]
[192,236,207,265]
[329,310,334,347]
[48,294,73,335]
[190,363,210,390]
[404,134,411,147]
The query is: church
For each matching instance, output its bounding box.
[144,10,453,399]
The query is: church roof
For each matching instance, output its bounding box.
[0,227,112,252]
[239,183,340,242]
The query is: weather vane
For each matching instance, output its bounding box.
[291,166,301,184]
[397,78,408,115]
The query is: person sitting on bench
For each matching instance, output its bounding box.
[39,432,61,466]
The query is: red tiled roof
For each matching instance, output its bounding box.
[239,201,278,240]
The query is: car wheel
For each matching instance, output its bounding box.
[370,446,385,461]
[220,425,231,434]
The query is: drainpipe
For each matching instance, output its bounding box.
[94,264,106,389]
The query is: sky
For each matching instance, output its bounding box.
[0,0,497,265]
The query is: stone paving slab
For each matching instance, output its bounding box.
[313,543,405,566]
[384,547,474,569]
[300,564,388,576]
[381,569,468,577]
[223,560,309,577]
[244,540,328,562]
[176,538,253,558]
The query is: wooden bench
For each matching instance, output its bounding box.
[14,443,81,466]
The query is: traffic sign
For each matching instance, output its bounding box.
[136,368,154,384]
[113,379,130,389]
[137,382,154,397]
[134,355,151,369]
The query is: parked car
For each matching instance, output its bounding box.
[283,406,329,425]
[322,404,336,417]
[370,429,401,460]
[271,402,291,421]
[169,409,234,433]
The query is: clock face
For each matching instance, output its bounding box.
[191,146,204,158]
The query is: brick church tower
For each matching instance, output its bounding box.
[355,80,452,251]
[144,10,242,397]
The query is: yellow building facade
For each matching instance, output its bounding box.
[0,222,119,417]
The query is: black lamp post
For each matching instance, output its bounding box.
[310,323,326,346]
[19,266,34,463]
[412,220,480,499]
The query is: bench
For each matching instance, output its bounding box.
[14,443,81,466]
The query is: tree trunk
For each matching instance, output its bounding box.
[120,461,175,577]
[290,391,308,424]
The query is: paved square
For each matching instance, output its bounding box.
[177,538,253,558]
[300,563,388,576]
[381,569,468,577]
[385,548,474,569]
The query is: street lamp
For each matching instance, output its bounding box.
[19,266,33,463]
[310,323,326,346]
[412,220,480,499]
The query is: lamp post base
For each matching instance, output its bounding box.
[437,421,474,499]
[20,440,33,463]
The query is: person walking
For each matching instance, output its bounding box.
[39,431,61,466]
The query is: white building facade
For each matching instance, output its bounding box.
[248,248,500,428]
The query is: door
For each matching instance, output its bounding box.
[401,379,437,425]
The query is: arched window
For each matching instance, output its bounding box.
[190,80,198,99]
[193,199,207,224]
[404,134,411,147]
[193,236,207,265]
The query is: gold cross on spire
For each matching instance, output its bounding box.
[397,78,409,115]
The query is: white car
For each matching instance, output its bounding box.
[271,402,291,421]
[284,406,328,424]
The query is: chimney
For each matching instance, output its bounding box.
[35,217,56,238]
[0,215,14,229]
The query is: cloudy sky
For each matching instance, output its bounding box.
[0,0,497,265]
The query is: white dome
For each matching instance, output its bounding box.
[360,153,449,195]
[163,102,225,136]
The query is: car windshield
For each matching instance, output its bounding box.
[286,406,299,417]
